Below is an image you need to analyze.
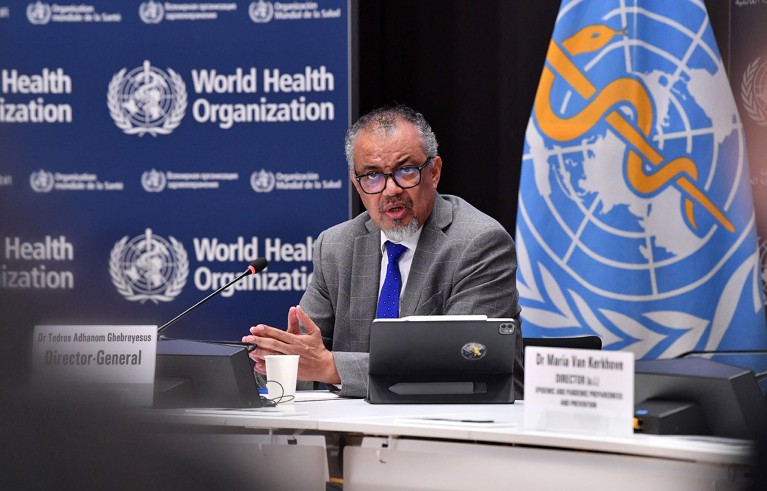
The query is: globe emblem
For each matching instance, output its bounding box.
[522,5,747,302]
[107,60,187,137]
[139,0,164,24]
[142,169,167,192]
[249,1,274,23]
[123,235,176,293]
[741,56,767,126]
[120,63,175,126]
[110,228,188,303]
[460,342,486,360]
[251,169,276,192]
[26,2,51,25]
[29,169,54,193]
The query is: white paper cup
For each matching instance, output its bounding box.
[265,355,299,404]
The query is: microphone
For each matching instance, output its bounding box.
[157,257,268,335]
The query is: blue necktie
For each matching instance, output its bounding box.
[376,241,408,319]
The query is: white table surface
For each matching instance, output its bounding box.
[146,391,754,466]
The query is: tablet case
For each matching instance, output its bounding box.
[367,316,519,404]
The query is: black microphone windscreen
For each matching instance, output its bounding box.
[247,257,268,275]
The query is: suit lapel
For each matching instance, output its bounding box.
[400,195,452,316]
[350,218,382,346]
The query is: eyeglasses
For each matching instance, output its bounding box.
[354,157,435,195]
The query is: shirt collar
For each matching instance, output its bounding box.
[379,227,423,254]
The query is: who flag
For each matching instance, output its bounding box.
[515,0,767,359]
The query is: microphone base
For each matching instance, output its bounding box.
[155,339,266,408]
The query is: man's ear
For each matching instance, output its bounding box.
[349,169,362,195]
[430,156,443,188]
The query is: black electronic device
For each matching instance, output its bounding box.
[367,316,519,404]
[634,357,767,438]
[154,339,268,408]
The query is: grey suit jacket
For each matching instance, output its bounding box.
[300,193,523,398]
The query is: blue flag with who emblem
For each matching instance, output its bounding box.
[515,0,767,359]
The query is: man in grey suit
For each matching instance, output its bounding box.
[243,105,522,398]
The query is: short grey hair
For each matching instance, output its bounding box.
[344,104,439,171]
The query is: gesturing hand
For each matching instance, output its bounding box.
[242,306,340,384]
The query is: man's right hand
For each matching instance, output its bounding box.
[242,306,341,384]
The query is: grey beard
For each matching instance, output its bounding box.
[381,216,421,243]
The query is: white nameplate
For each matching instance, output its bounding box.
[31,325,157,406]
[524,347,634,436]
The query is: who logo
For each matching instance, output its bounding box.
[138,0,164,24]
[107,60,187,137]
[249,1,274,23]
[29,169,54,193]
[141,169,167,192]
[110,228,189,304]
[516,0,765,359]
[26,2,51,25]
[250,169,276,193]
[741,56,767,127]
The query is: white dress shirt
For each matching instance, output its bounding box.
[378,227,423,306]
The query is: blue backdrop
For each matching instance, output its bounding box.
[0,0,351,343]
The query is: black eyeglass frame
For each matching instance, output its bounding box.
[353,156,435,195]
